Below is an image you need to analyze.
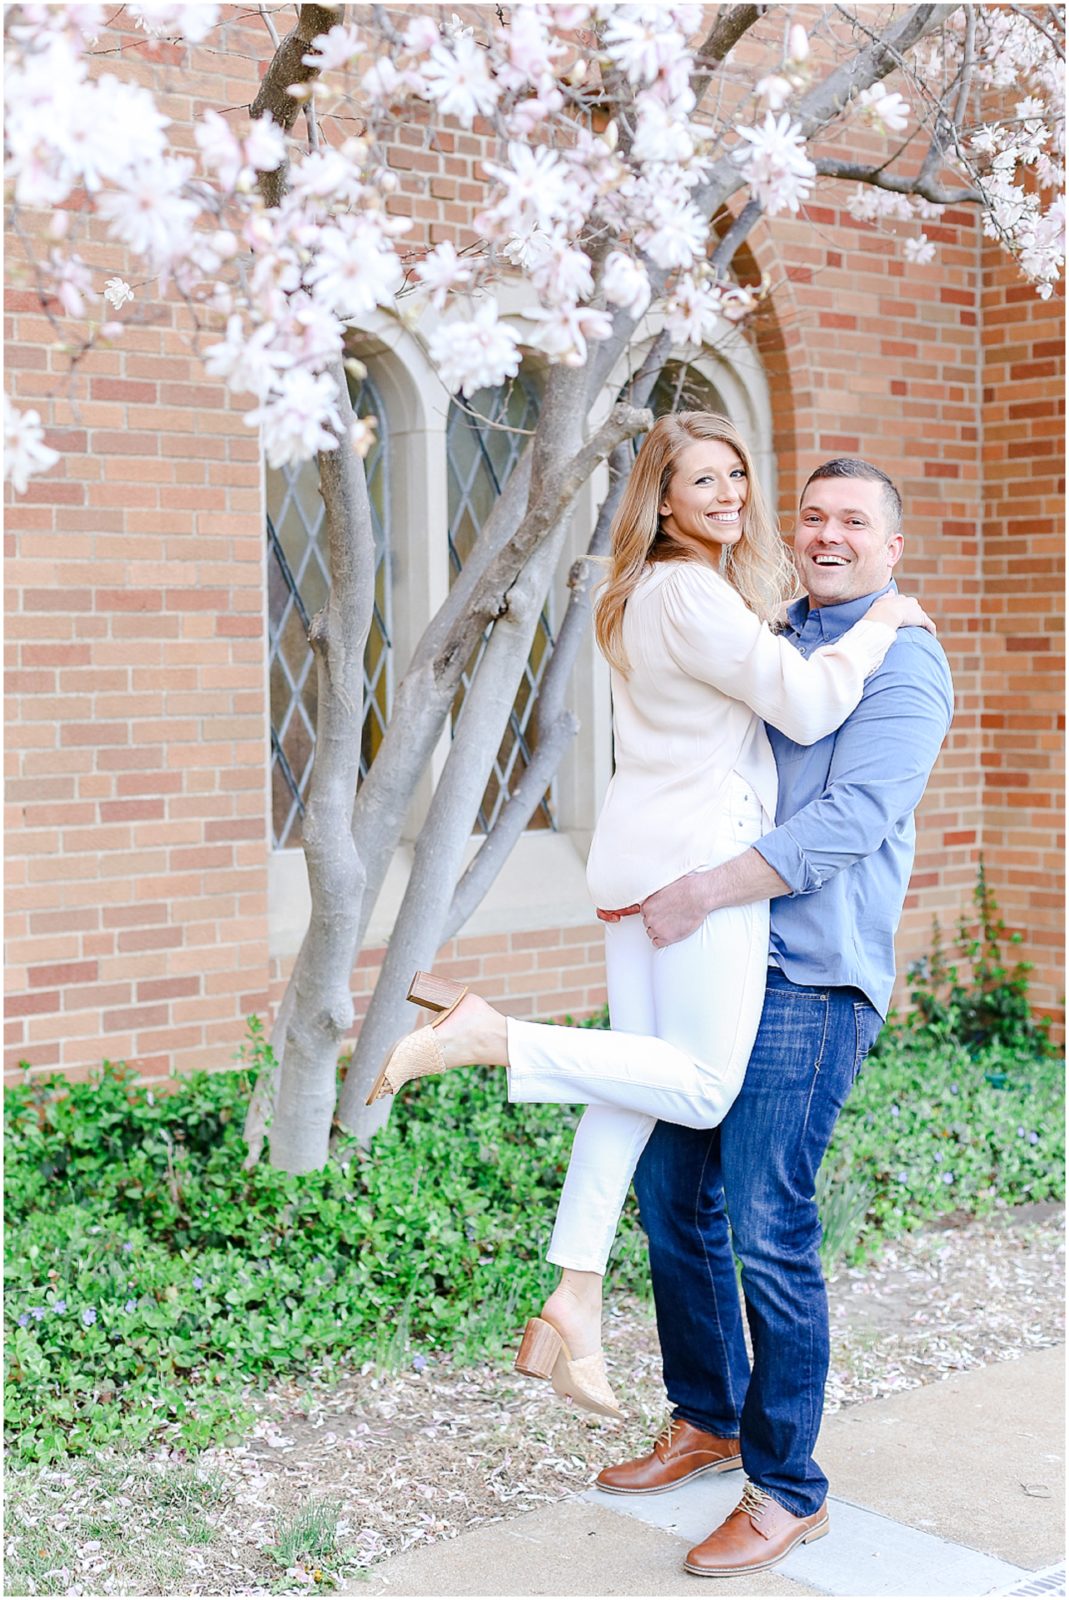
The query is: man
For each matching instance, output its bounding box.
[594,459,954,1579]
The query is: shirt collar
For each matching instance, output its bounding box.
[786,579,898,642]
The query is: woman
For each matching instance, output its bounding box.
[367,414,929,1420]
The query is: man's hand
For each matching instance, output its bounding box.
[640,872,713,948]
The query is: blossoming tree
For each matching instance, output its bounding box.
[4,3,1064,1170]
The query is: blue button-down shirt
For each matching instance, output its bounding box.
[754,583,954,1017]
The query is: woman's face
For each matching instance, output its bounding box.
[658,439,748,564]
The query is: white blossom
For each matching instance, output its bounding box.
[857,86,911,137]
[638,195,708,270]
[755,75,793,112]
[903,235,936,265]
[428,302,522,396]
[415,242,475,309]
[247,369,343,469]
[103,277,135,309]
[128,3,220,42]
[601,7,685,87]
[734,112,816,215]
[632,92,697,164]
[602,252,651,318]
[482,143,576,235]
[4,397,60,494]
[204,317,295,398]
[787,23,809,64]
[422,34,500,128]
[302,23,364,73]
[304,223,404,319]
[528,303,613,366]
[664,275,723,346]
[95,157,199,264]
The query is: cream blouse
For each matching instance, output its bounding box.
[585,561,897,908]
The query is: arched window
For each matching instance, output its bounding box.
[446,370,555,832]
[266,373,392,849]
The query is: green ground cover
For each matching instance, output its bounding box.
[5,873,1063,1463]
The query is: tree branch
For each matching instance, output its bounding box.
[251,3,342,205]
[810,157,980,205]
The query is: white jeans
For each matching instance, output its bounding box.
[506,778,769,1274]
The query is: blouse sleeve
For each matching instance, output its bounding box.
[658,565,897,746]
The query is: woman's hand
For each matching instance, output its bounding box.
[868,593,937,636]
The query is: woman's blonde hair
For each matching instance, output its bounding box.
[594,412,798,675]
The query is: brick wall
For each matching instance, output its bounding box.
[4,9,1063,1084]
[977,252,1065,1023]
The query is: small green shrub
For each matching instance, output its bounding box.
[905,858,1054,1054]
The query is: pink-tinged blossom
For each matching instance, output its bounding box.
[46,250,92,317]
[482,143,576,235]
[96,157,199,264]
[903,235,936,265]
[423,34,500,128]
[247,369,343,470]
[415,241,474,310]
[756,75,793,112]
[304,223,404,318]
[602,252,651,318]
[4,397,60,494]
[104,277,135,310]
[734,113,816,215]
[195,109,244,188]
[349,416,379,459]
[495,6,564,92]
[856,86,910,137]
[428,302,522,397]
[128,3,220,43]
[403,16,440,56]
[505,87,566,137]
[302,23,364,72]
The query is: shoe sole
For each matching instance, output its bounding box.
[683,1516,829,1576]
[596,1455,742,1495]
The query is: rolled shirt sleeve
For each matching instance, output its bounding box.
[756,631,955,896]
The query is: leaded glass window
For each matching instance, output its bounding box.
[446,371,555,833]
[266,374,391,849]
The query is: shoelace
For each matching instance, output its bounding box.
[654,1418,683,1456]
[739,1481,769,1519]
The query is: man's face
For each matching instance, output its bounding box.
[793,476,904,607]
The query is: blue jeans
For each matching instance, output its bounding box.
[633,968,883,1518]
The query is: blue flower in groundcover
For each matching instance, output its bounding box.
[411,1355,427,1373]
[1028,1131,1039,1145]
[125,1299,137,1313]
[81,1307,97,1326]
[122,1242,134,1253]
[942,1171,955,1184]
[53,1299,67,1314]
[192,1276,204,1290]
[17,1313,29,1327]
[30,1306,46,1320]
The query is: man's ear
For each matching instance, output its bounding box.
[887,533,905,569]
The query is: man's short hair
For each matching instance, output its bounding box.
[801,458,902,538]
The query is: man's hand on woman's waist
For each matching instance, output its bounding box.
[597,849,791,949]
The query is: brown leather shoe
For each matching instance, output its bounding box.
[684,1482,829,1576]
[595,1418,741,1496]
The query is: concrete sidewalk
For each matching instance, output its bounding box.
[355,1345,1064,1598]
